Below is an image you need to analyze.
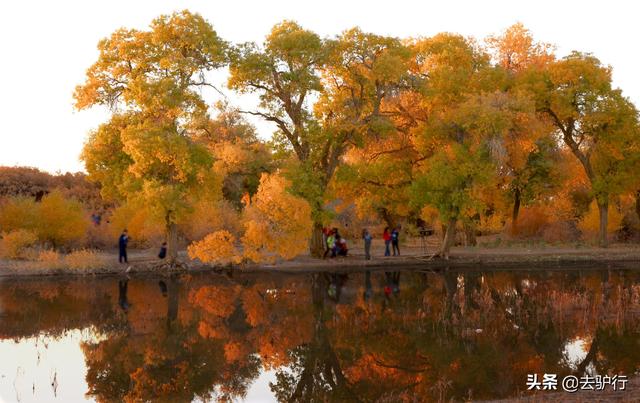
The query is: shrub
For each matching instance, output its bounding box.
[241,174,312,263]
[542,221,579,243]
[188,230,241,265]
[64,249,106,270]
[0,229,38,259]
[181,199,241,242]
[510,206,550,238]
[38,190,89,247]
[0,197,39,233]
[37,249,63,268]
[0,190,89,249]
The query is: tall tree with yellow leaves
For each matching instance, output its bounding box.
[409,34,507,258]
[229,22,410,256]
[75,11,227,262]
[521,52,640,246]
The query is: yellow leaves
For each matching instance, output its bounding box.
[578,201,624,237]
[0,196,39,231]
[0,191,88,248]
[241,173,312,263]
[0,229,37,259]
[76,11,227,241]
[181,199,240,242]
[486,23,555,72]
[187,230,241,265]
[187,173,312,265]
[38,190,89,247]
[109,201,164,246]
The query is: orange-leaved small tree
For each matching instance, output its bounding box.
[187,230,241,265]
[241,173,313,263]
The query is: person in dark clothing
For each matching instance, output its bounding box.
[118,229,129,263]
[362,229,372,260]
[158,242,167,259]
[391,227,400,256]
[336,237,348,256]
[332,233,341,257]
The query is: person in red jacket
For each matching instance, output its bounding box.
[383,227,391,256]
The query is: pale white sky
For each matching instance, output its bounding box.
[0,0,638,173]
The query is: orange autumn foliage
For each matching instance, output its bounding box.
[579,200,624,238]
[0,229,38,259]
[187,230,241,265]
[108,201,164,247]
[241,173,312,263]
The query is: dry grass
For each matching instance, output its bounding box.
[63,249,107,270]
[36,249,63,269]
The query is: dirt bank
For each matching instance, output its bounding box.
[3,243,640,279]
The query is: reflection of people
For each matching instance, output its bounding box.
[363,271,373,300]
[158,280,168,297]
[362,229,372,260]
[118,229,129,263]
[384,272,401,296]
[158,242,167,259]
[118,279,131,312]
[327,273,348,302]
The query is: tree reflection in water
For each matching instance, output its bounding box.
[2,268,640,402]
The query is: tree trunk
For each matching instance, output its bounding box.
[166,213,178,263]
[439,218,457,259]
[463,222,477,246]
[378,207,394,229]
[597,201,609,248]
[310,221,325,258]
[166,276,179,332]
[635,190,640,221]
[512,188,521,234]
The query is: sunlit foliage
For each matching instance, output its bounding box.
[187,230,241,265]
[0,229,38,259]
[0,190,88,249]
[241,173,313,263]
[75,10,228,261]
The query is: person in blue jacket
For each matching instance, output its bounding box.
[118,229,129,264]
[391,227,400,256]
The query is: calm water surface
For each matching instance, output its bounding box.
[1,268,640,402]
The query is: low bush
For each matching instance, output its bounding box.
[64,249,106,270]
[188,230,241,265]
[37,249,63,268]
[0,229,38,259]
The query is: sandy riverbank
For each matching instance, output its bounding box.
[3,242,640,279]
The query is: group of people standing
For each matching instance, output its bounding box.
[323,227,349,258]
[118,229,167,264]
[382,227,401,257]
[324,226,401,261]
